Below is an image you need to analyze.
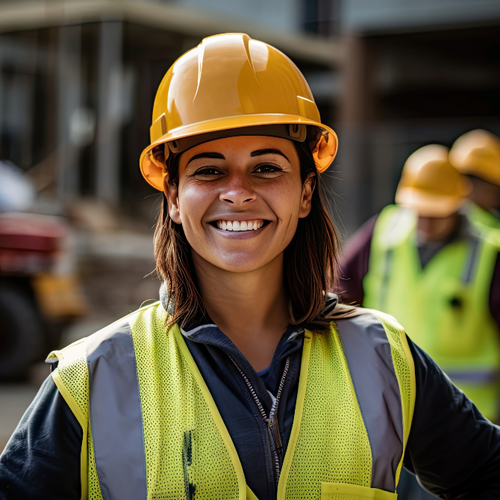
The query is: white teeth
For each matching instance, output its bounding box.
[216,220,264,232]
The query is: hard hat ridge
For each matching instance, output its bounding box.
[140,33,338,190]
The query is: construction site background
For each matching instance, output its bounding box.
[2,0,500,451]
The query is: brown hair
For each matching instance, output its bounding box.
[153,137,342,330]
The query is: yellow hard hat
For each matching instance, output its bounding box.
[139,33,338,191]
[395,145,471,217]
[449,129,500,187]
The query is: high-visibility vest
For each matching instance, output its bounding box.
[463,201,500,232]
[48,302,415,500]
[364,204,500,421]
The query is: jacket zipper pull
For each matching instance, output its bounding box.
[272,417,282,450]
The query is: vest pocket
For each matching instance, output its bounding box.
[321,483,397,500]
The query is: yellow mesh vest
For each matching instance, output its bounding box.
[465,201,500,232]
[130,304,246,499]
[48,303,414,500]
[48,337,102,500]
[279,309,414,500]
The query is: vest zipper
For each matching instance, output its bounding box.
[229,355,291,484]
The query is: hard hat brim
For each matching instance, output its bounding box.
[396,187,465,218]
[139,114,338,191]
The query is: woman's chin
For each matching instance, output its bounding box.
[193,250,284,276]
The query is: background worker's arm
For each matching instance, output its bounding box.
[337,215,377,305]
[489,253,500,332]
[405,338,500,498]
[0,375,82,500]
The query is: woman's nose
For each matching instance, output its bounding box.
[219,176,257,206]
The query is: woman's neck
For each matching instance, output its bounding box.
[192,253,290,371]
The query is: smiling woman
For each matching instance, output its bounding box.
[1,33,500,500]
[155,135,339,343]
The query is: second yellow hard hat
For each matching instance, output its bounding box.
[449,129,500,187]
[396,145,471,217]
[139,33,338,191]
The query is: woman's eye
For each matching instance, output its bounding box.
[193,167,223,177]
[253,164,283,174]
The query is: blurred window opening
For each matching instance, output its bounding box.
[303,0,340,37]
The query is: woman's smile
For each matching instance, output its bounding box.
[209,218,270,240]
[215,219,265,231]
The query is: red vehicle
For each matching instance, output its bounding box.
[0,212,86,380]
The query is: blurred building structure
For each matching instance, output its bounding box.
[0,0,340,222]
[1,0,500,429]
[0,0,500,234]
[337,0,500,233]
[0,0,342,338]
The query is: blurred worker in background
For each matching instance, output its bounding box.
[450,129,500,230]
[340,144,500,422]
[339,144,500,499]
[1,36,500,500]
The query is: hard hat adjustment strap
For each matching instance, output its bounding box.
[166,124,308,156]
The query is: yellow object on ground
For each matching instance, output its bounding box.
[32,273,87,318]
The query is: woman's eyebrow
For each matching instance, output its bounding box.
[250,148,289,161]
[187,152,225,165]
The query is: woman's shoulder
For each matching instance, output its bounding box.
[332,303,405,333]
[321,293,406,340]
[47,300,167,368]
[331,305,412,367]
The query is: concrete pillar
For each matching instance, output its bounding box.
[57,24,82,201]
[339,35,376,125]
[0,45,4,147]
[337,34,377,235]
[95,21,124,205]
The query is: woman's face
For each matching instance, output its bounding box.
[165,135,315,274]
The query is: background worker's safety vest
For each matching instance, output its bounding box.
[463,201,500,232]
[364,204,500,421]
[48,302,415,500]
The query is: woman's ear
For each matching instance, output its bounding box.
[164,177,182,224]
[299,173,316,218]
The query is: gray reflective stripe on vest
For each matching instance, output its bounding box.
[379,248,394,312]
[86,320,147,500]
[461,236,480,284]
[336,313,403,492]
